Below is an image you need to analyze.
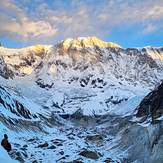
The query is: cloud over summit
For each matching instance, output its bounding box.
[0,0,163,46]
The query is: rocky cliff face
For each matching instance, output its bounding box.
[136,81,163,122]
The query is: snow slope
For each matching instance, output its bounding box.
[0,37,162,162]
[0,146,18,163]
[0,37,163,118]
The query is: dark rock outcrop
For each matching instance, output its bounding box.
[36,78,54,89]
[79,149,100,160]
[37,142,49,148]
[0,86,36,119]
[85,134,103,142]
[136,81,163,122]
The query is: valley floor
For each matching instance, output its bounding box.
[1,114,162,163]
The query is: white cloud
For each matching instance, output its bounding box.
[0,0,163,43]
[0,0,57,41]
[144,6,163,19]
[97,0,163,34]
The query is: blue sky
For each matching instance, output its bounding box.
[0,0,163,48]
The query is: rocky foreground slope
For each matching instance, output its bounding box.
[0,37,162,162]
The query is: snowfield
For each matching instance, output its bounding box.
[0,37,162,162]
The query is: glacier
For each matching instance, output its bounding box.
[0,37,162,162]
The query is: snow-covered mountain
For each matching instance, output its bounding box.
[0,37,162,162]
[0,37,163,115]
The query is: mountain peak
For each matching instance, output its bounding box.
[0,44,52,57]
[28,44,52,56]
[61,36,121,51]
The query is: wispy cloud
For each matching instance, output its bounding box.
[100,0,163,33]
[0,0,163,43]
[0,0,57,40]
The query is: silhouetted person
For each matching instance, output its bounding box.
[1,134,11,152]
